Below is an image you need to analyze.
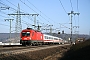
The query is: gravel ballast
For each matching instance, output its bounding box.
[0,45,70,60]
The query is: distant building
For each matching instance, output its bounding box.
[75,38,85,44]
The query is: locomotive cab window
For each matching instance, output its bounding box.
[22,32,30,36]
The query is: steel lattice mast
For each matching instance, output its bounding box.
[15,4,22,33]
[8,4,31,33]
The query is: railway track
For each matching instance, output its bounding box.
[0,45,49,52]
[0,44,70,55]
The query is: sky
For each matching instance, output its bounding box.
[0,0,90,35]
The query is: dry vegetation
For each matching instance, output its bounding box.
[59,39,90,60]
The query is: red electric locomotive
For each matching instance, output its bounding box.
[20,28,65,46]
[20,28,43,46]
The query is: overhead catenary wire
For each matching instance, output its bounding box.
[58,0,67,14]
[0,11,16,24]
[25,0,52,24]
[73,0,80,33]
[0,11,15,18]
[6,0,48,27]
[1,0,41,30]
[77,0,80,35]
[77,0,79,12]
[1,1,55,27]
[0,1,17,12]
[58,0,71,32]
[0,0,73,33]
[70,0,73,11]
[20,0,38,14]
[5,0,58,30]
[58,0,71,23]
[6,0,40,24]
[20,0,55,26]
[6,0,30,14]
[0,0,49,32]
[0,0,21,33]
[2,0,35,28]
[4,0,34,27]
[77,0,79,26]
[0,1,17,19]
[20,0,47,25]
[26,0,58,25]
[0,22,15,28]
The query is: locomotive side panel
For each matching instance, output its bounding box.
[36,32,43,40]
[31,30,36,40]
[31,31,43,43]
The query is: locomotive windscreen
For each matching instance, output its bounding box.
[22,32,30,37]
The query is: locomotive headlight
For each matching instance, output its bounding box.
[30,38,31,40]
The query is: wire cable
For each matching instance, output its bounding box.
[70,0,73,11]
[4,0,33,27]
[0,1,17,11]
[58,0,67,14]
[58,0,71,31]
[0,23,15,28]
[77,0,79,12]
[77,0,80,35]
[20,0,54,25]
[26,0,60,31]
[27,0,57,24]
[20,0,38,13]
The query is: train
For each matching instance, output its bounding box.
[20,28,66,46]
